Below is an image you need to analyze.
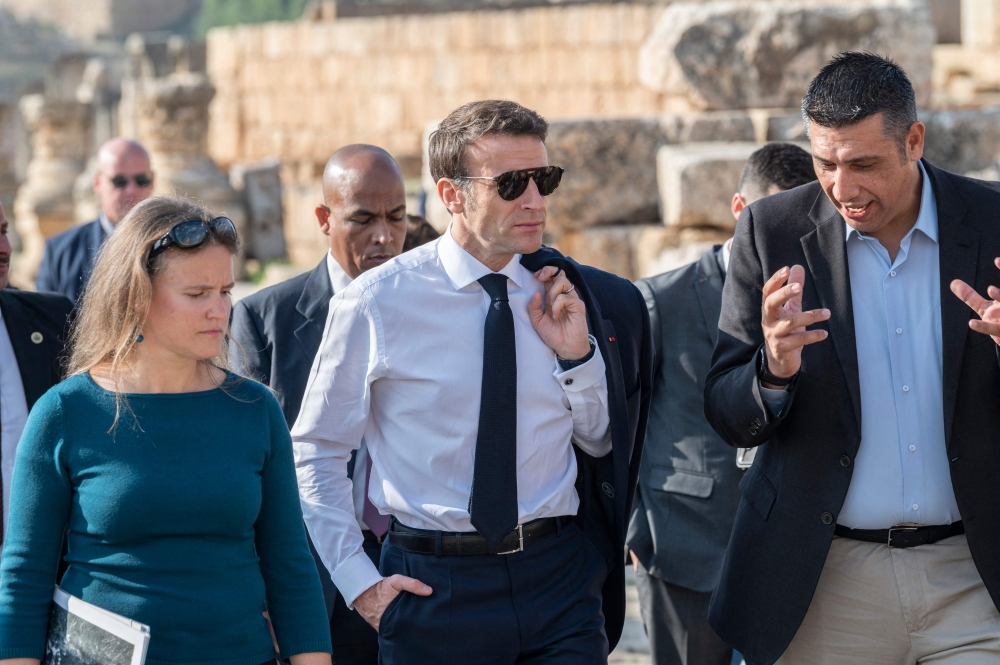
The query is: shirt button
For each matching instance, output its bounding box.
[912,503,919,511]
[821,512,834,525]
[890,270,897,277]
[896,328,903,334]
[564,378,574,386]
[909,445,916,452]
[902,385,909,393]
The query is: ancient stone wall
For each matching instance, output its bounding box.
[206,3,667,173]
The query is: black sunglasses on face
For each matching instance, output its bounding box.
[461,166,564,201]
[147,217,238,266]
[111,174,153,189]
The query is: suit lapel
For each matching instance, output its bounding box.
[800,193,862,439]
[0,292,51,410]
[83,219,105,283]
[293,260,335,360]
[693,248,724,346]
[927,164,977,448]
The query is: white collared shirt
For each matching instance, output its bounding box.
[293,229,612,605]
[0,307,29,539]
[327,251,373,533]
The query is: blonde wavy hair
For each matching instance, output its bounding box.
[67,196,241,401]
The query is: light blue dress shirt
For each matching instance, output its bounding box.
[838,162,960,529]
[760,164,961,529]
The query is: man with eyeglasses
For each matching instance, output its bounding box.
[37,138,153,303]
[292,100,652,664]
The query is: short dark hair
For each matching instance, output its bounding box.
[801,52,917,149]
[738,143,817,200]
[429,100,548,182]
[403,214,440,252]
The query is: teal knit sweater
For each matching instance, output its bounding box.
[0,373,332,665]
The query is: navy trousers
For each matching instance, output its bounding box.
[377,520,609,664]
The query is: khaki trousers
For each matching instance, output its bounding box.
[776,534,1000,664]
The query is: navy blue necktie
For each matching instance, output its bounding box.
[470,274,518,550]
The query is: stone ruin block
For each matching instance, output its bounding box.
[231,159,286,263]
[658,142,767,229]
[921,108,1000,175]
[639,0,935,111]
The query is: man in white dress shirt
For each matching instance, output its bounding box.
[292,100,652,663]
[0,203,73,545]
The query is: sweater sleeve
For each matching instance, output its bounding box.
[0,390,72,659]
[254,391,332,659]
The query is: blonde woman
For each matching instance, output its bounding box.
[0,197,332,665]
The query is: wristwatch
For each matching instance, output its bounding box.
[757,347,796,388]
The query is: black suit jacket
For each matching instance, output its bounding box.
[230,259,333,425]
[0,288,73,408]
[36,219,104,305]
[229,258,340,616]
[627,248,742,593]
[521,247,653,651]
[704,162,1000,665]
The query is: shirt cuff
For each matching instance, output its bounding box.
[332,548,384,609]
[759,381,790,413]
[553,335,605,392]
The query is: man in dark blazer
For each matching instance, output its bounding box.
[36,138,153,303]
[628,143,816,665]
[705,53,1000,665]
[0,202,73,542]
[230,144,410,664]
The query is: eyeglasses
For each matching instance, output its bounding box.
[460,166,565,201]
[147,217,237,265]
[111,174,153,189]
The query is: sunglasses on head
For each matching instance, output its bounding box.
[111,174,153,189]
[461,166,564,201]
[147,217,238,266]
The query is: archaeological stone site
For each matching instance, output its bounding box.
[2,0,1000,286]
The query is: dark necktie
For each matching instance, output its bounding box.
[470,274,518,550]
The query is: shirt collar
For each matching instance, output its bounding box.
[844,161,938,244]
[326,252,355,292]
[99,211,115,239]
[438,226,526,291]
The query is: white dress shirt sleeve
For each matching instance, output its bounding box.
[291,286,385,607]
[553,335,612,457]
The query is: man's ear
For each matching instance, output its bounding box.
[907,121,925,163]
[731,193,746,224]
[316,205,332,236]
[438,178,465,216]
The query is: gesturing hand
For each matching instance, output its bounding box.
[950,257,1000,347]
[761,265,831,386]
[529,266,591,360]
[353,574,432,632]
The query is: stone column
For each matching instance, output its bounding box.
[131,72,248,269]
[12,94,92,286]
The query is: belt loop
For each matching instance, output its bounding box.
[555,516,562,536]
[457,533,462,556]
[434,530,443,557]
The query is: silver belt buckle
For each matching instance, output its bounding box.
[887,524,920,548]
[496,524,524,555]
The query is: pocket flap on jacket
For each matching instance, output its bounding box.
[653,467,714,498]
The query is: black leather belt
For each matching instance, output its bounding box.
[387,516,572,556]
[834,521,964,548]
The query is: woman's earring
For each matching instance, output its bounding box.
[136,334,144,343]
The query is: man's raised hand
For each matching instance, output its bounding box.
[354,574,432,632]
[950,257,1000,347]
[529,266,591,361]
[761,265,830,386]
